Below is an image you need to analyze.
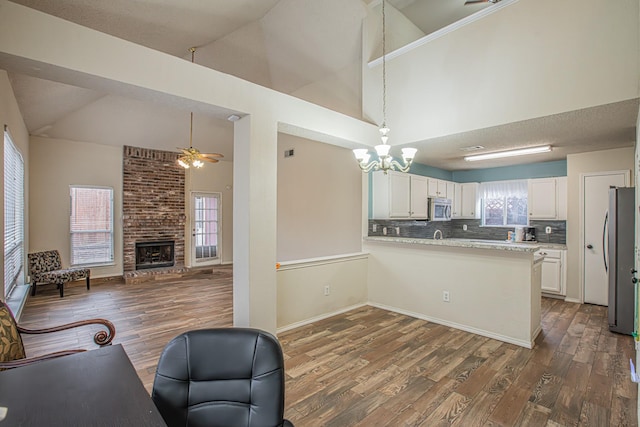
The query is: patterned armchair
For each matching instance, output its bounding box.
[28,250,90,298]
[0,300,115,370]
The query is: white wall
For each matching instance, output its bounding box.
[566,147,635,302]
[29,137,123,278]
[277,254,368,330]
[363,0,639,143]
[0,71,29,299]
[185,160,234,266]
[277,133,363,261]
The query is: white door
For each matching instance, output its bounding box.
[191,192,221,266]
[583,172,628,305]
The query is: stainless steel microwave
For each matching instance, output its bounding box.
[428,198,452,221]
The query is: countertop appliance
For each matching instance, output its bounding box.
[523,226,536,242]
[428,198,451,221]
[607,187,635,335]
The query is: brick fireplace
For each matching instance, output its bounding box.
[122,146,185,277]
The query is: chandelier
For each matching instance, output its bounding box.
[353,0,417,174]
[177,47,223,169]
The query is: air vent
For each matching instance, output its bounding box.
[459,145,485,152]
[284,149,294,158]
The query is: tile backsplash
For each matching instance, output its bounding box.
[368,219,566,244]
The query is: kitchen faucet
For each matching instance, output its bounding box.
[433,229,443,240]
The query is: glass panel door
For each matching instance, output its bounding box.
[191,192,221,265]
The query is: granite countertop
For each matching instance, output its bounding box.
[535,242,568,250]
[364,236,541,253]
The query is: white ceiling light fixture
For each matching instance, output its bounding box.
[353,0,417,174]
[177,47,224,169]
[464,145,552,162]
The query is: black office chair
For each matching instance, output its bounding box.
[152,328,294,427]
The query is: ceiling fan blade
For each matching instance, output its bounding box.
[200,153,224,159]
[201,157,219,163]
[464,0,489,4]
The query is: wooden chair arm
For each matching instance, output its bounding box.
[17,319,116,346]
[0,350,86,369]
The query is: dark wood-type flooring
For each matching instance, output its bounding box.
[19,269,637,426]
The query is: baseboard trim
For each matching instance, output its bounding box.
[563,297,582,304]
[368,302,537,349]
[276,303,368,334]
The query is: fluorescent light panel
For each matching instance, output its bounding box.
[464,145,551,162]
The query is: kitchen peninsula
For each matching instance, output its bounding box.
[363,236,543,348]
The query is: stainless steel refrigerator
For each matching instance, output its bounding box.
[607,187,635,335]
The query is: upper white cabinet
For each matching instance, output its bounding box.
[427,178,455,200]
[373,171,428,219]
[453,183,462,218]
[528,177,567,220]
[459,182,480,219]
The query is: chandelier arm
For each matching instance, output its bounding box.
[389,159,412,173]
[357,160,381,173]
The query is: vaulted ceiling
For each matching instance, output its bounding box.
[5,0,639,170]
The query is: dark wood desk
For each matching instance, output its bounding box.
[0,344,166,426]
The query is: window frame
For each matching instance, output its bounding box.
[4,126,24,298]
[480,180,529,228]
[69,185,115,267]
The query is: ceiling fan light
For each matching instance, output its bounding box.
[178,158,190,169]
[192,159,204,168]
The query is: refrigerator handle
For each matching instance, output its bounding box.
[602,211,609,273]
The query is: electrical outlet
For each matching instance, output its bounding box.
[372,224,377,232]
[545,226,552,234]
[324,285,330,296]
[463,224,467,231]
[395,227,400,235]
[443,290,450,302]
[383,227,387,235]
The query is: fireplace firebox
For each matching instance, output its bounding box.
[135,241,175,270]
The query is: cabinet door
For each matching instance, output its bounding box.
[453,183,462,218]
[389,172,411,218]
[427,178,439,198]
[541,257,562,293]
[529,178,557,219]
[556,176,567,220]
[410,175,428,218]
[437,180,447,198]
[460,183,479,218]
[445,181,455,201]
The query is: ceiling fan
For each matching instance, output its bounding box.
[464,0,501,4]
[176,47,224,169]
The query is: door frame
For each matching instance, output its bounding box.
[579,170,630,304]
[190,191,222,267]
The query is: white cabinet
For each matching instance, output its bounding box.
[409,175,428,218]
[536,248,566,295]
[459,182,480,219]
[373,171,428,219]
[528,177,567,220]
[453,183,462,218]
[445,181,455,201]
[427,178,448,198]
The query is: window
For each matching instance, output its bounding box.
[4,126,24,298]
[480,180,528,227]
[70,186,114,266]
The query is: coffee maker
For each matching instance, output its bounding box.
[523,226,536,242]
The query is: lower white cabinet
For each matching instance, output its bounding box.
[536,248,566,295]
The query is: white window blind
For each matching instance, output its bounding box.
[70,186,114,266]
[4,126,24,298]
[480,180,528,227]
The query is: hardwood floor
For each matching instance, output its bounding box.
[19,271,637,426]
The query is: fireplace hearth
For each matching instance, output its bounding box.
[135,241,175,270]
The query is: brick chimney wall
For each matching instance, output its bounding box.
[122,146,185,272]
